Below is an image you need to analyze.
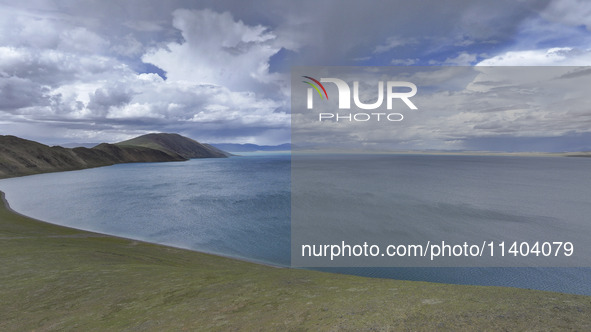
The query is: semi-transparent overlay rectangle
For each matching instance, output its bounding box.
[291,66,591,267]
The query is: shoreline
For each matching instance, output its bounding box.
[0,190,286,269]
[2,193,591,329]
[1,157,590,289]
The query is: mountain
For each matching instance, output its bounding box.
[202,143,234,157]
[117,133,228,158]
[209,143,291,153]
[58,142,100,148]
[0,133,228,179]
[565,152,591,157]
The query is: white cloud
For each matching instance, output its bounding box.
[0,6,291,144]
[477,47,591,66]
[142,9,281,91]
[373,36,412,54]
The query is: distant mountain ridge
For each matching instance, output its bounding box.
[117,133,229,158]
[210,143,291,152]
[0,133,228,179]
[58,142,99,148]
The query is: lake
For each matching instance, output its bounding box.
[1,153,590,295]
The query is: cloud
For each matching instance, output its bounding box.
[142,9,281,91]
[475,0,591,67]
[477,47,591,65]
[0,0,590,150]
[123,19,165,32]
[431,52,479,66]
[540,0,591,31]
[58,27,110,54]
[0,76,49,110]
[110,34,145,58]
[373,36,413,54]
[0,4,291,144]
[0,49,288,143]
[87,84,135,117]
[292,66,591,151]
[390,58,418,65]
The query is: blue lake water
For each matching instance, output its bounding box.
[1,153,590,295]
[0,154,291,265]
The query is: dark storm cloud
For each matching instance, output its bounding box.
[0,76,49,110]
[87,85,135,116]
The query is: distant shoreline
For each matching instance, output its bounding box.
[292,150,591,157]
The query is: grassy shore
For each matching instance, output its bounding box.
[1,192,590,331]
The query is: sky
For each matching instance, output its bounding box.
[1,0,591,150]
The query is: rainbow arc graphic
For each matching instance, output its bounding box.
[302,76,328,100]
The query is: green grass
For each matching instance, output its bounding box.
[1,192,590,331]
